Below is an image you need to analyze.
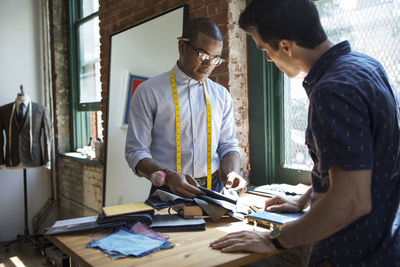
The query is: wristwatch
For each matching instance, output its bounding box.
[268,227,285,250]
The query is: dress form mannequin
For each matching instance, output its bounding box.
[2,84,36,251]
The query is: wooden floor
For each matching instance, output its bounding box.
[0,238,52,267]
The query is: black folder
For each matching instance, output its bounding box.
[150,214,205,232]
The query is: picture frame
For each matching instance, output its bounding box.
[121,72,148,127]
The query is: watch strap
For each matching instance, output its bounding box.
[270,236,285,250]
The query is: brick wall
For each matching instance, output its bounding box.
[57,157,103,217]
[99,0,250,178]
[50,0,70,155]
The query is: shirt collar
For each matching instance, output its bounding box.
[303,41,352,97]
[15,96,31,109]
[173,63,204,87]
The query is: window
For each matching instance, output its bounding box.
[69,0,102,150]
[249,0,400,185]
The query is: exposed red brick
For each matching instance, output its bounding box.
[209,75,217,83]
[217,0,228,12]
[207,3,217,16]
[204,0,217,5]
[209,12,228,26]
[221,47,229,59]
[217,74,229,88]
[190,6,208,18]
[193,0,204,9]
[213,61,228,74]
[219,24,228,36]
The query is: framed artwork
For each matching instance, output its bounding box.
[122,72,148,127]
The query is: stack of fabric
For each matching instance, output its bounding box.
[145,186,248,222]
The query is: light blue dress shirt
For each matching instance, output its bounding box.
[125,64,239,178]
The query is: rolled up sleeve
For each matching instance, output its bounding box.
[217,91,239,159]
[125,85,154,176]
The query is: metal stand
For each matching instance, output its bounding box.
[3,169,36,252]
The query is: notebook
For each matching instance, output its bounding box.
[102,202,154,217]
[247,211,304,229]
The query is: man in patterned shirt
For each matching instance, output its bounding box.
[210,0,400,266]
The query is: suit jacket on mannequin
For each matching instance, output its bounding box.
[0,99,52,169]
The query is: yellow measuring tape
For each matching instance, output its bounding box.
[170,68,212,189]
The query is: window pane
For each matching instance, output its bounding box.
[317,0,400,92]
[76,110,103,149]
[91,110,103,143]
[284,76,313,170]
[78,16,101,103]
[80,0,99,18]
[283,0,400,171]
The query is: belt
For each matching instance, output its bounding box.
[195,171,219,187]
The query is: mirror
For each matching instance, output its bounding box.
[104,5,188,206]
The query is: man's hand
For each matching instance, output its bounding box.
[264,195,304,213]
[165,169,204,198]
[265,187,312,212]
[210,230,276,253]
[225,171,248,195]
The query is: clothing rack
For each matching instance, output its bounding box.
[3,85,36,252]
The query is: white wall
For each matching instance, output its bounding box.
[0,0,51,242]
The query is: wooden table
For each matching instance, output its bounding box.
[47,194,277,267]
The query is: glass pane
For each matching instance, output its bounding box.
[317,0,400,92]
[92,110,103,143]
[284,76,313,170]
[76,110,103,149]
[80,0,99,18]
[284,0,400,171]
[78,16,101,103]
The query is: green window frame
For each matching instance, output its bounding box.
[68,0,100,150]
[248,37,310,186]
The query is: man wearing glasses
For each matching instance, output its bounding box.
[125,17,247,198]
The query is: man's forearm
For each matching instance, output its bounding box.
[279,168,372,249]
[135,158,164,180]
[280,190,361,248]
[219,151,242,181]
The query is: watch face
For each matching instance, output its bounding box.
[269,228,281,239]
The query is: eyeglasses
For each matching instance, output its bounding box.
[179,38,225,66]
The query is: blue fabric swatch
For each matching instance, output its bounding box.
[88,228,169,257]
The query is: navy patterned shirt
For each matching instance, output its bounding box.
[303,41,400,266]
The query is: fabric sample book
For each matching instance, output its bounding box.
[150,214,205,232]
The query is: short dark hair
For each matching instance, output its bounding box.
[239,0,327,50]
[182,17,223,42]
